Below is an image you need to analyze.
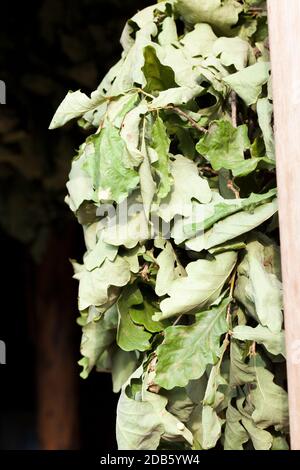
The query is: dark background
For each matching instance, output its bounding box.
[0,0,152,450]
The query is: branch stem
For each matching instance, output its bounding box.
[166,105,208,134]
[230,91,238,128]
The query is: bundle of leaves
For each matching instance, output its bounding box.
[50,0,289,450]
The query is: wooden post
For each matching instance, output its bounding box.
[268,0,300,450]
[36,227,79,449]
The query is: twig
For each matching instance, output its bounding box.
[149,104,208,134]
[223,333,231,353]
[230,91,238,128]
[229,270,237,297]
[137,88,208,134]
[249,341,257,357]
[224,270,237,345]
[166,105,208,134]
[249,7,267,14]
[146,356,161,394]
[226,270,237,324]
[148,384,161,394]
[173,314,183,326]
[199,166,218,176]
[136,87,156,100]
[139,263,149,281]
[227,179,240,199]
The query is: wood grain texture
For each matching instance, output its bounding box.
[268,0,300,450]
[36,227,79,449]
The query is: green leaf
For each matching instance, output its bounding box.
[236,240,283,332]
[119,101,147,165]
[157,155,212,223]
[155,43,200,88]
[164,387,195,423]
[65,146,95,212]
[196,120,250,176]
[233,395,274,450]
[145,391,193,445]
[117,284,152,352]
[128,3,166,31]
[79,305,118,379]
[195,57,229,95]
[102,192,151,249]
[234,274,257,321]
[203,407,223,448]
[73,256,131,311]
[224,62,270,106]
[158,16,178,46]
[228,155,275,177]
[208,239,246,255]
[84,123,140,203]
[224,404,249,450]
[139,133,157,218]
[122,245,146,274]
[200,353,227,449]
[186,376,208,404]
[151,116,173,199]
[233,325,285,357]
[241,415,273,450]
[84,236,118,271]
[110,22,156,95]
[213,37,249,70]
[130,297,164,333]
[151,85,203,108]
[142,45,178,93]
[257,97,275,160]
[116,387,164,450]
[175,0,243,35]
[117,389,193,449]
[175,127,197,158]
[155,298,230,389]
[183,199,278,252]
[250,367,289,432]
[235,16,258,42]
[94,349,112,373]
[272,436,289,450]
[154,252,237,320]
[111,349,139,393]
[155,241,185,297]
[181,23,217,58]
[229,340,256,387]
[107,92,140,128]
[183,189,277,238]
[49,89,106,129]
[116,369,193,449]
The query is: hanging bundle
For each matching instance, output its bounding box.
[50,0,288,450]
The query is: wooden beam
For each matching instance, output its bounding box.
[268,0,300,450]
[36,227,79,450]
